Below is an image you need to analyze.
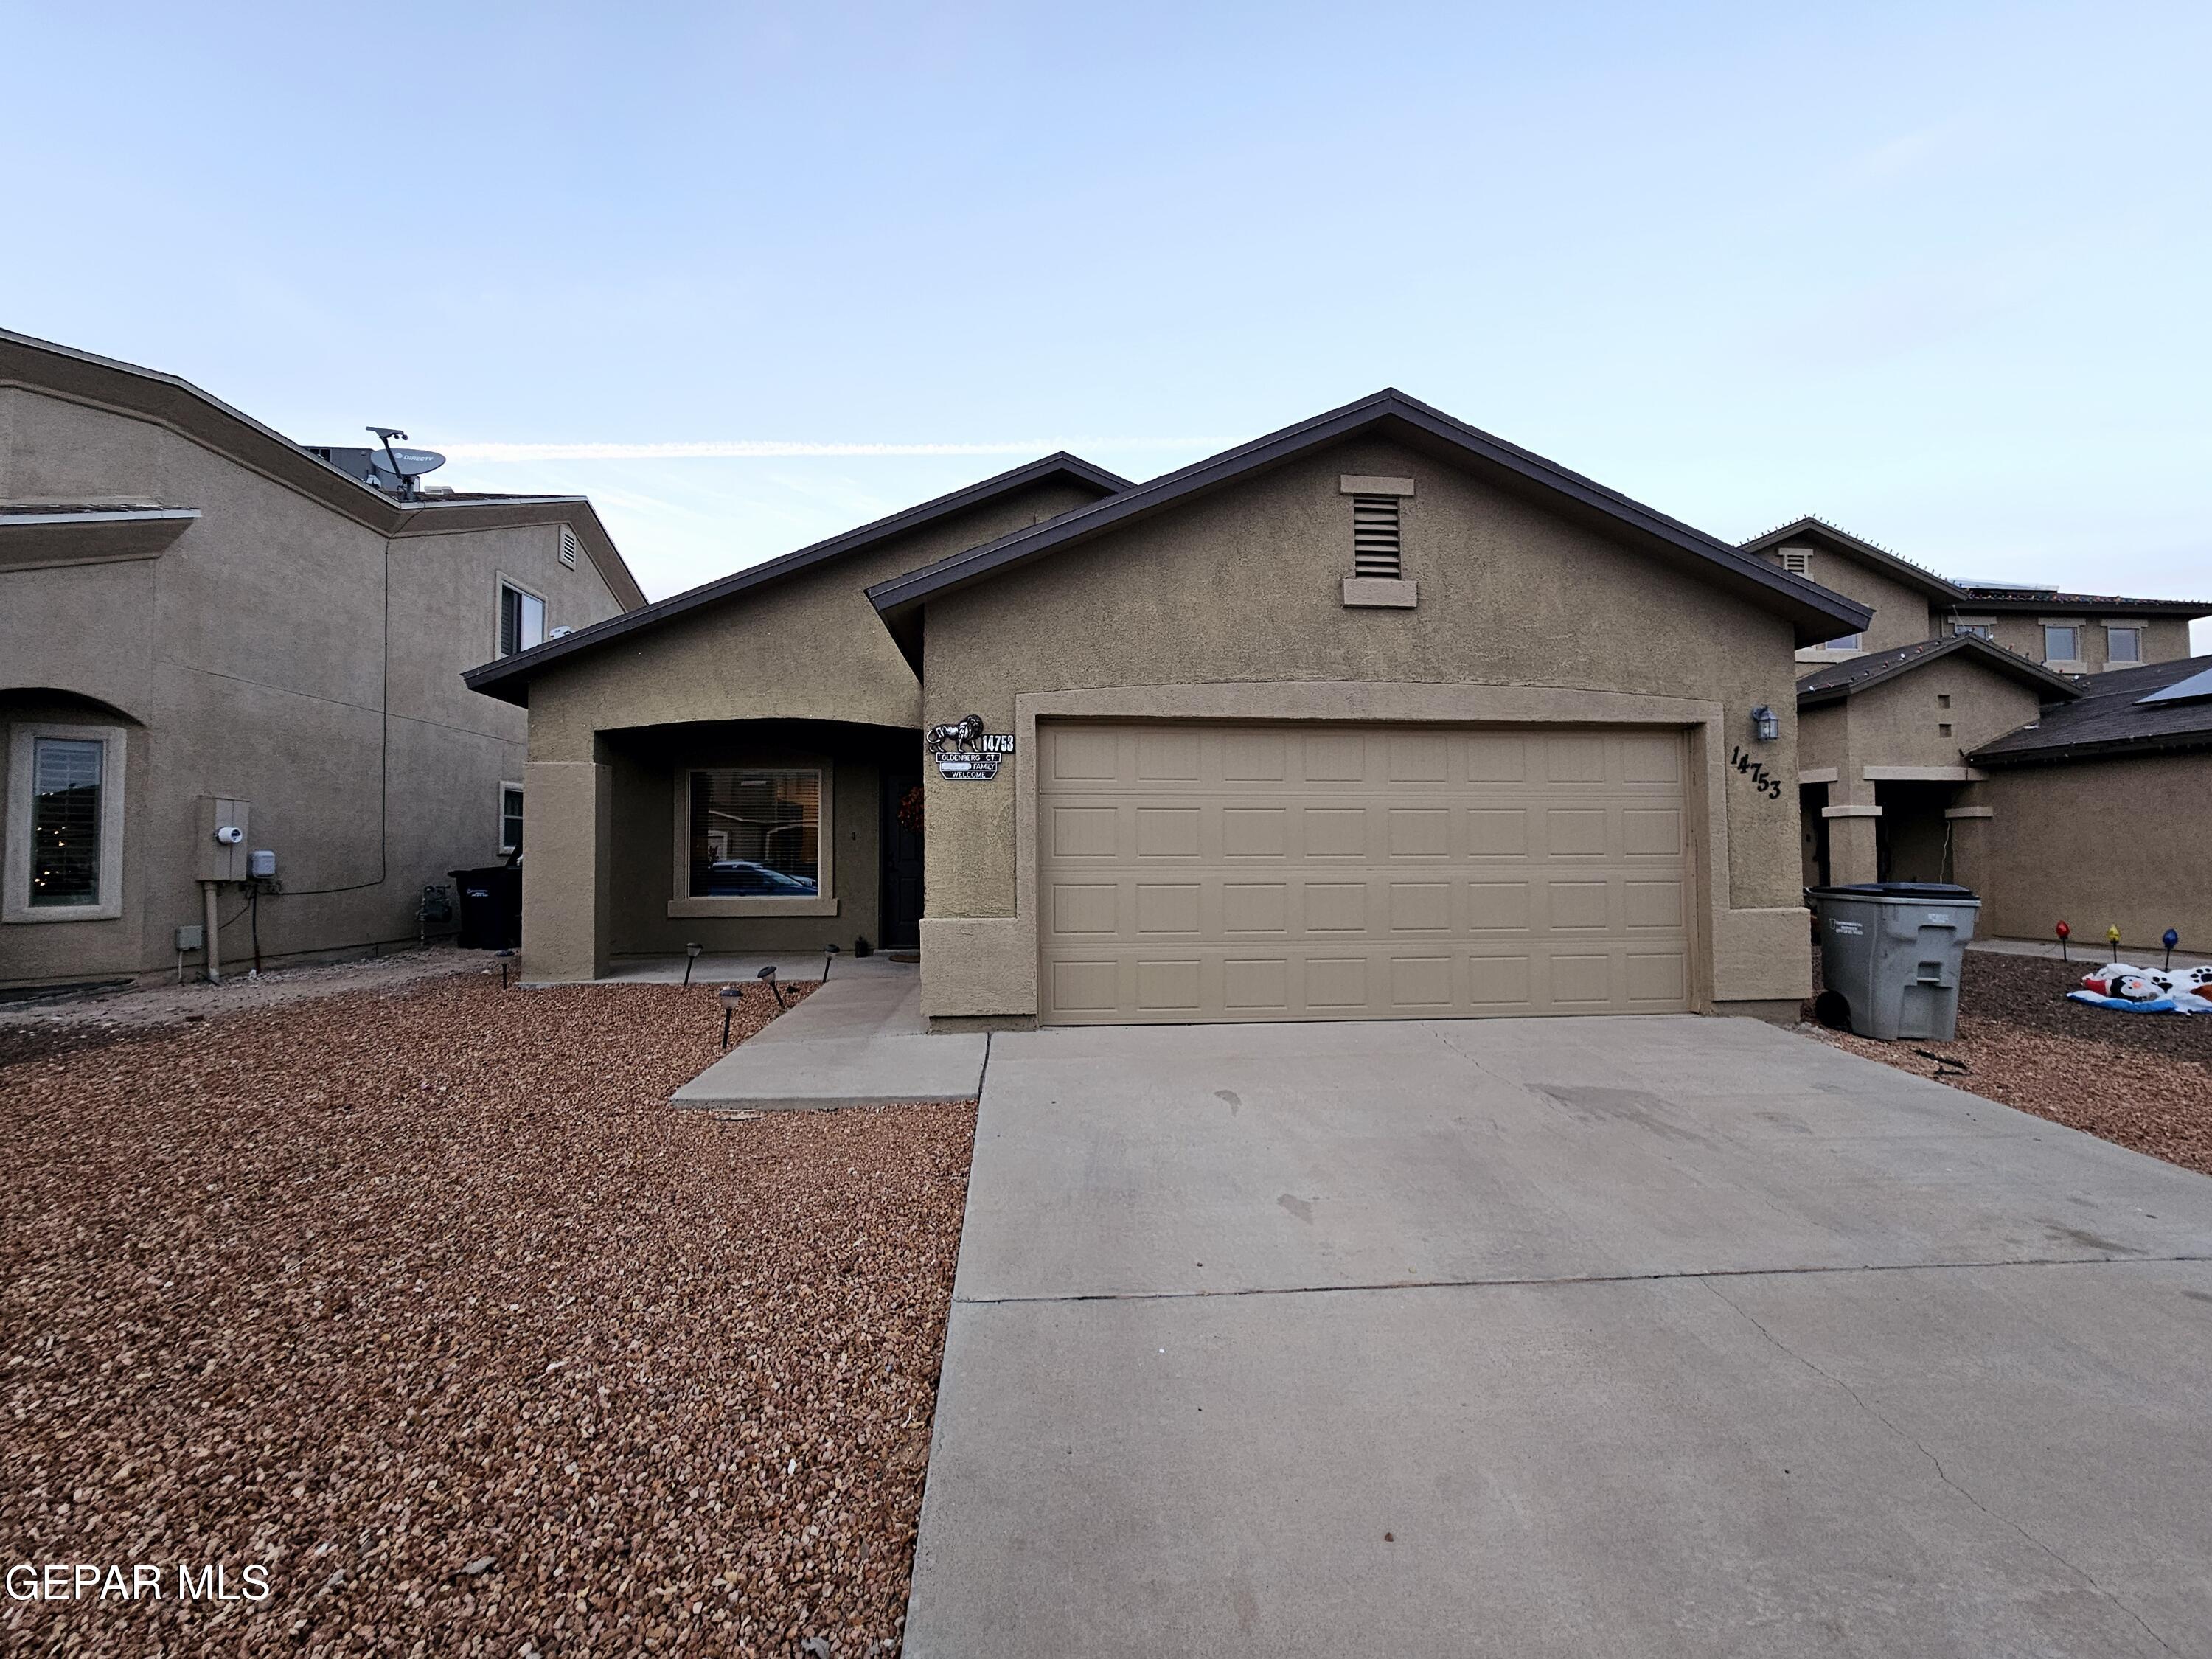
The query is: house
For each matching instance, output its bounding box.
[1966,656,2212,950]
[1,328,645,990]
[467,389,1868,1028]
[1736,516,2208,895]
[1742,516,2205,674]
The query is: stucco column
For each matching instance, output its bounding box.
[521,760,612,982]
[1823,804,1881,886]
[1945,804,1994,894]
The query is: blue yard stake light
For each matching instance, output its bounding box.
[2166,928,2180,970]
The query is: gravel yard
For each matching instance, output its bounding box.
[1,968,975,1657]
[1805,949,2212,1177]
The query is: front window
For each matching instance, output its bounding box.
[687,769,821,897]
[2107,627,2142,663]
[30,737,103,907]
[499,582,546,656]
[2043,625,2080,663]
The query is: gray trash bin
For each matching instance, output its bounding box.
[1809,882,1981,1041]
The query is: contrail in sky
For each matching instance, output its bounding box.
[440,437,1232,462]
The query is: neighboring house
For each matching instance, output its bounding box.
[1,328,644,990]
[469,389,1868,1029]
[1737,515,2208,901]
[1966,656,2212,951]
[1742,517,2205,675]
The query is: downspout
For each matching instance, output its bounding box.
[201,880,222,984]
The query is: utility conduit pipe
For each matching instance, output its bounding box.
[202,880,222,984]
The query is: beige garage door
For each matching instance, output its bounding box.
[1037,722,1692,1025]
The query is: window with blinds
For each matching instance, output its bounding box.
[30,737,103,907]
[499,583,546,655]
[1352,495,1402,578]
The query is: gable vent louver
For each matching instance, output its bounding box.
[1778,549,1812,575]
[1352,495,1402,579]
[559,525,580,569]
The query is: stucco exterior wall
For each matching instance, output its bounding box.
[1973,753,2211,947]
[1981,613,2193,675]
[512,477,1099,978]
[919,437,1812,1021]
[1,387,629,987]
[1760,546,1933,658]
[521,481,1102,765]
[1847,658,2045,768]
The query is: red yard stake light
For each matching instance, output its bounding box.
[2166,928,2180,970]
[2055,920,2070,964]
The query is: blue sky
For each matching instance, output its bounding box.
[4,1,2206,641]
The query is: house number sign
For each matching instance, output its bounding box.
[929,714,1015,782]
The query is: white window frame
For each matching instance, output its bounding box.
[5,723,128,924]
[2103,620,2145,666]
[2040,619,2086,668]
[499,780,524,855]
[667,760,839,918]
[496,574,549,658]
[1950,616,1994,639]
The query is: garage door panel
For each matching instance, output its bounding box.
[1038,723,1691,1024]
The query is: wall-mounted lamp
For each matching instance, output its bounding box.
[1751,705,1780,742]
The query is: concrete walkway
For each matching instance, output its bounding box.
[671,959,985,1110]
[906,1015,2212,1658]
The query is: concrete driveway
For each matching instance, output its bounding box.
[904,1015,2212,1658]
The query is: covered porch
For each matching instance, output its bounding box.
[521,717,923,981]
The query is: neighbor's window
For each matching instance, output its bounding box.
[498,582,546,656]
[29,737,103,908]
[1822,632,1863,651]
[500,783,524,855]
[2042,625,2080,663]
[1952,621,1993,639]
[687,769,821,897]
[2107,626,2142,663]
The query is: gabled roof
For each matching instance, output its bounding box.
[1740,516,1968,605]
[1970,655,2212,765]
[865,390,1872,660]
[462,451,1130,705]
[0,327,647,609]
[1795,633,2084,709]
[1950,585,2212,616]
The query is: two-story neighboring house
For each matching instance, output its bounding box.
[1,328,645,991]
[1739,516,2209,945]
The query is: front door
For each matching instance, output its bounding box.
[879,770,924,950]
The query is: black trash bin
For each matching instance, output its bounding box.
[449,864,521,950]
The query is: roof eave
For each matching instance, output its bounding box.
[1971,729,2212,767]
[869,392,1871,647]
[462,451,1130,700]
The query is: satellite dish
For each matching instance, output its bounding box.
[383,446,445,476]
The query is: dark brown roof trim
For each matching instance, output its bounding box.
[867,390,1872,653]
[1796,633,2084,709]
[1949,591,2212,616]
[462,451,1130,705]
[1969,730,2212,767]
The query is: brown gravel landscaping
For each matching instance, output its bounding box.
[1,967,975,1657]
[1805,949,2212,1177]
